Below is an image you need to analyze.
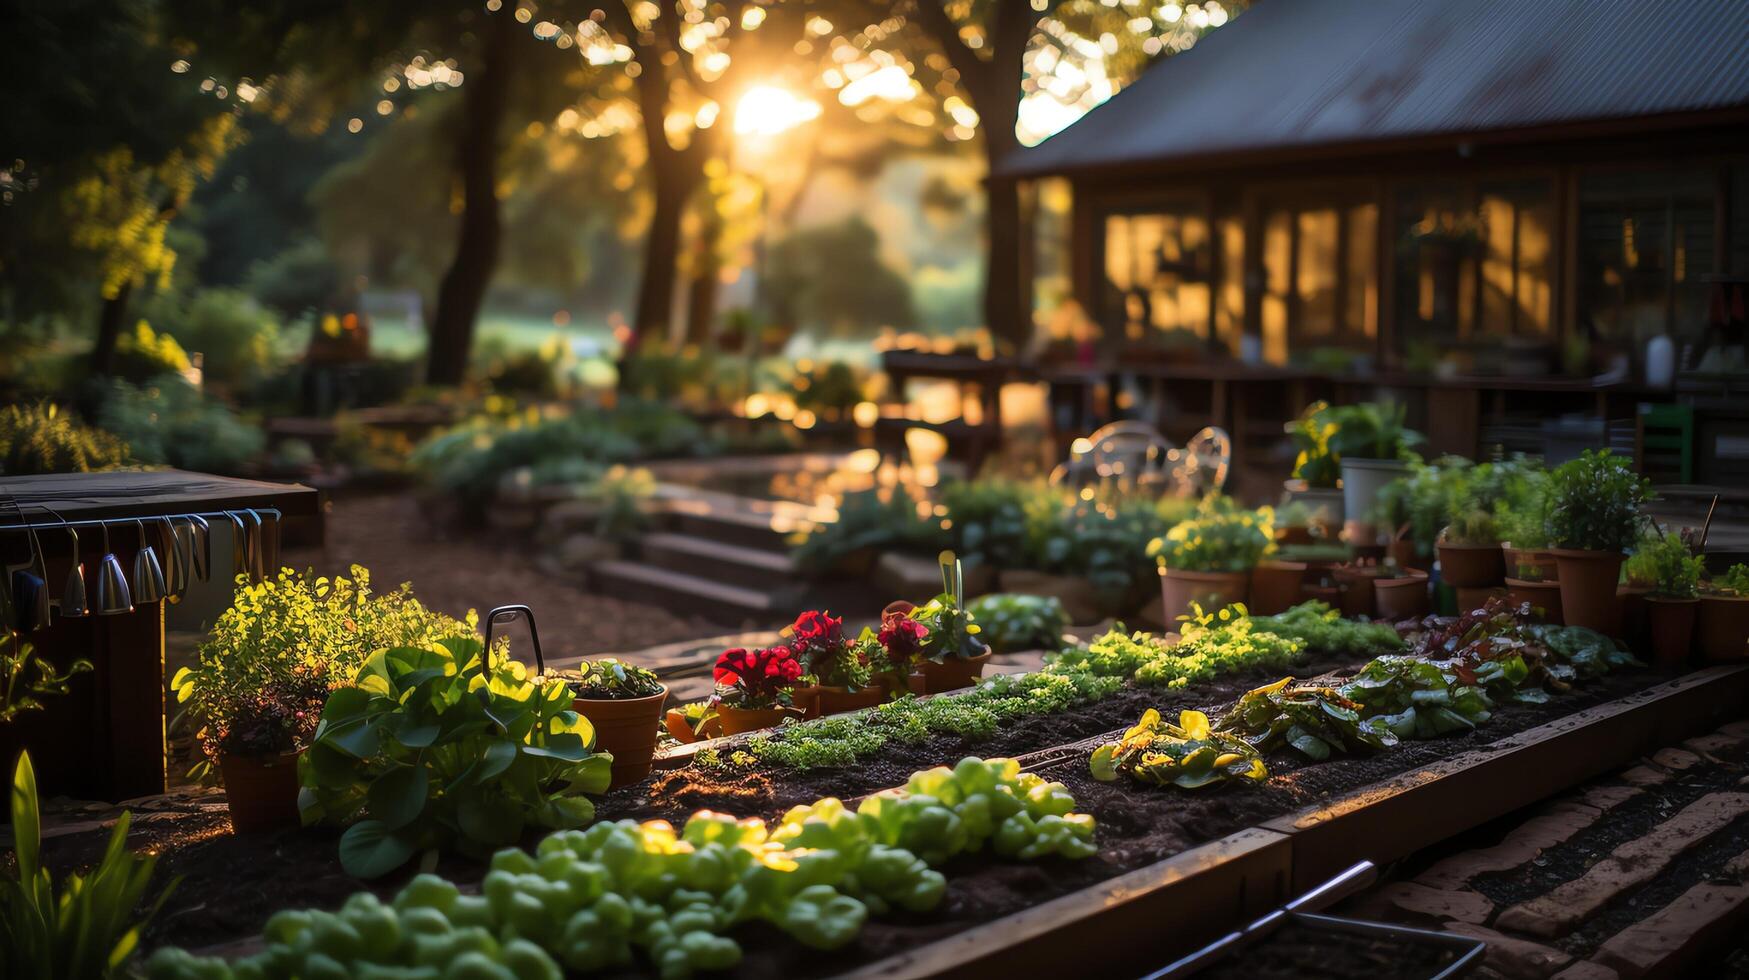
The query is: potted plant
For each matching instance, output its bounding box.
[1437,508,1505,592]
[1318,401,1423,537]
[1548,450,1654,635]
[662,700,721,744]
[1372,561,1432,621]
[1633,532,1706,668]
[1496,469,1557,581]
[711,644,803,734]
[563,658,667,788]
[1282,401,1345,526]
[1504,560,1563,624]
[1697,563,1749,663]
[784,609,884,716]
[907,551,992,694]
[1150,498,1272,623]
[207,671,328,832]
[1250,558,1309,615]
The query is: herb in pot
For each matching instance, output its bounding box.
[1629,532,1705,599]
[1284,400,1341,488]
[1548,450,1654,554]
[562,657,663,700]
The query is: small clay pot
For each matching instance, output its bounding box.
[1160,568,1249,623]
[916,652,993,694]
[1334,565,1388,619]
[1504,578,1564,624]
[1373,570,1431,621]
[663,709,721,744]
[574,685,668,788]
[1248,561,1308,616]
[792,684,824,720]
[1455,585,1506,615]
[1437,542,1506,588]
[1502,544,1558,582]
[814,685,888,715]
[715,703,795,736]
[220,751,302,833]
[1645,596,1699,670]
[1695,594,1749,663]
[1552,549,1626,636]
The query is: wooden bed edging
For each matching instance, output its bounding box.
[842,665,1749,979]
[836,827,1292,980]
[1264,664,1749,890]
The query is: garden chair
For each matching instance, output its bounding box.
[1049,422,1230,499]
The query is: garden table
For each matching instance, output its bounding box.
[0,470,319,800]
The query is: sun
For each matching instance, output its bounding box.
[734,85,822,137]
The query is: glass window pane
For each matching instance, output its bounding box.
[1100,207,1212,344]
[1215,216,1245,355]
[1345,204,1377,338]
[1263,210,1291,364]
[1579,170,1716,349]
[1296,209,1339,337]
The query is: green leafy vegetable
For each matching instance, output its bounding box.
[1339,656,1493,738]
[1090,708,1268,789]
[1217,678,1396,761]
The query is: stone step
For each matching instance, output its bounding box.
[667,504,801,553]
[588,560,789,626]
[640,532,796,590]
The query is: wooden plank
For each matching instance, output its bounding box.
[838,828,1291,980]
[0,469,320,523]
[1264,665,1749,891]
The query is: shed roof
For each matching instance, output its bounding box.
[999,0,1749,179]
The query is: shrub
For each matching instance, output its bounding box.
[1625,532,1705,599]
[1710,563,1749,597]
[1548,450,1653,553]
[111,320,192,382]
[0,402,132,475]
[144,289,282,386]
[1149,497,1274,573]
[172,566,476,778]
[1442,508,1500,546]
[966,594,1070,653]
[299,638,611,878]
[791,487,943,575]
[95,378,264,474]
[246,237,341,320]
[1315,400,1423,461]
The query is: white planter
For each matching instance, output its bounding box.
[1340,458,1409,530]
[1281,483,1345,529]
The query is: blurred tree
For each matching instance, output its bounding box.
[899,0,1239,345]
[766,217,915,333]
[0,0,241,376]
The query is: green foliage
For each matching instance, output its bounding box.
[147,757,1090,979]
[1710,563,1749,596]
[1,636,93,726]
[764,218,916,333]
[245,237,341,321]
[299,637,611,878]
[172,566,474,777]
[1148,496,1273,573]
[1249,601,1405,656]
[1315,401,1423,461]
[140,289,282,386]
[1090,708,1267,789]
[1339,657,1494,738]
[111,321,193,383]
[1531,624,1641,681]
[0,402,132,475]
[790,361,865,417]
[1216,678,1396,761]
[1285,400,1340,488]
[790,487,941,575]
[909,553,989,664]
[563,465,657,544]
[562,658,663,700]
[1548,450,1653,553]
[1043,494,1197,604]
[1625,532,1705,599]
[1375,456,1469,557]
[937,478,1041,573]
[965,594,1070,653]
[1,752,177,979]
[1443,508,1500,546]
[94,378,264,474]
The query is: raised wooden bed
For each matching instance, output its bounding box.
[839,665,1749,979]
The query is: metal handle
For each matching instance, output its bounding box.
[483,605,544,674]
[1284,861,1378,913]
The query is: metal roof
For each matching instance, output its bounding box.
[999,0,1749,179]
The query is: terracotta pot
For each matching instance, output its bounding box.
[1645,596,1699,670]
[715,703,795,736]
[792,684,824,720]
[916,652,993,694]
[1696,595,1749,663]
[1301,581,1341,605]
[815,685,887,715]
[1334,566,1386,619]
[1552,549,1626,636]
[1373,570,1431,621]
[663,709,721,744]
[574,686,668,788]
[1387,536,1421,572]
[1502,544,1558,582]
[1248,561,1308,616]
[1617,585,1651,654]
[1159,568,1249,624]
[219,751,302,833]
[1504,578,1564,624]
[1455,585,1506,615]
[1437,542,1505,588]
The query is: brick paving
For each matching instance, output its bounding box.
[1338,720,1749,979]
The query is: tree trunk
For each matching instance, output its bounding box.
[683,200,723,346]
[425,9,516,387]
[976,4,1035,349]
[89,281,134,377]
[632,173,688,351]
[984,172,1026,347]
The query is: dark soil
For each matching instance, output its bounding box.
[1198,920,1465,980]
[32,663,1666,973]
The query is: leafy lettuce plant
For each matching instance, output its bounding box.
[299,637,611,878]
[1217,678,1396,761]
[2,752,177,980]
[1338,656,1494,738]
[966,593,1070,653]
[1090,708,1268,789]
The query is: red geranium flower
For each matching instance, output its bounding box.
[713,643,802,707]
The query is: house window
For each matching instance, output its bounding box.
[1259,198,1378,361]
[1577,170,1716,349]
[1394,179,1554,348]
[1100,208,1213,346]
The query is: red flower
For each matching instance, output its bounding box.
[713,643,802,706]
[878,614,929,661]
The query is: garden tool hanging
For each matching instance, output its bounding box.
[60,527,88,617]
[10,524,52,632]
[96,522,132,615]
[132,520,167,605]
